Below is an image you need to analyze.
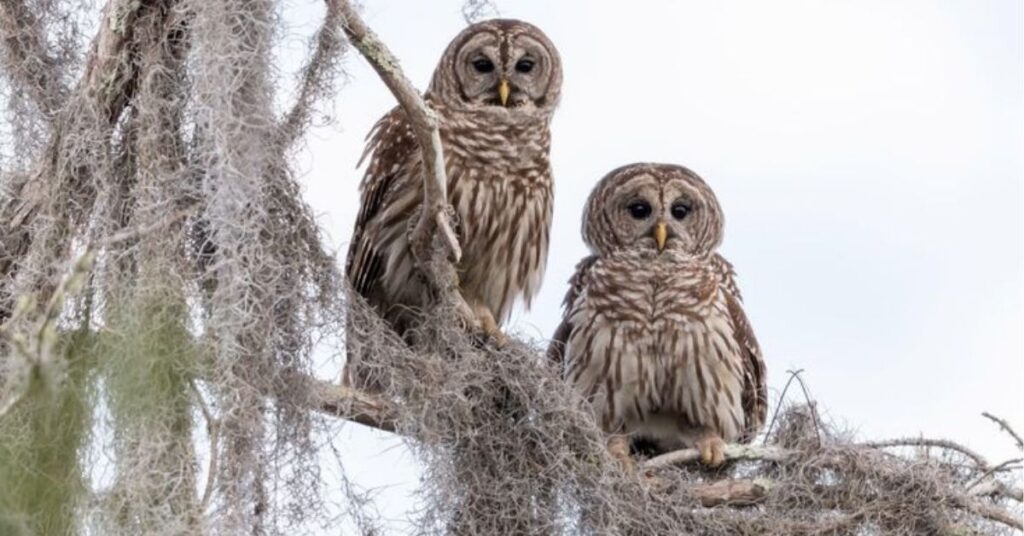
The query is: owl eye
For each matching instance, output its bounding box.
[472,58,495,73]
[626,201,652,220]
[670,202,692,220]
[515,58,535,73]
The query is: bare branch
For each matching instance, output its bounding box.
[644,444,790,469]
[982,412,1024,451]
[953,493,1023,530]
[860,438,991,470]
[689,478,771,507]
[331,0,477,330]
[311,381,397,433]
[332,0,461,263]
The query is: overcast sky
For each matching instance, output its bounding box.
[280,0,1023,530]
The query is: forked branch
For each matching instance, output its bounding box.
[331,0,476,327]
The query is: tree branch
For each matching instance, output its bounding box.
[332,0,477,328]
[333,0,460,263]
[981,412,1023,451]
[860,438,991,470]
[953,493,1023,530]
[689,478,771,507]
[311,380,397,433]
[643,444,790,469]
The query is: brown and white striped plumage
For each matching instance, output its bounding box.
[549,164,767,462]
[346,20,561,345]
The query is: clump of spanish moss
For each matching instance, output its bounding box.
[2,0,346,533]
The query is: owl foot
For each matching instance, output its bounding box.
[607,435,636,472]
[694,433,727,467]
[472,304,508,347]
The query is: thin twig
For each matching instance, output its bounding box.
[763,369,821,446]
[762,368,804,442]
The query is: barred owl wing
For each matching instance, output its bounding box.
[546,255,598,364]
[715,254,767,441]
[345,106,416,297]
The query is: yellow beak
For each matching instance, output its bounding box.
[655,222,668,251]
[498,79,510,107]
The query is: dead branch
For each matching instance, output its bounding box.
[311,380,397,433]
[970,478,1024,503]
[982,412,1024,451]
[332,0,476,328]
[689,478,771,507]
[954,493,1023,531]
[861,438,992,470]
[644,444,790,469]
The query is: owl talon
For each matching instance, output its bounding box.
[695,434,727,467]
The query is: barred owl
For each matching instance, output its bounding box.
[548,164,767,466]
[345,20,562,382]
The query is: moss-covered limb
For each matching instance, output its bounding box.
[0,330,97,536]
[334,0,475,331]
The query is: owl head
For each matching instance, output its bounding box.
[429,19,562,114]
[582,163,725,256]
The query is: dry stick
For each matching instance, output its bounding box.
[644,444,790,470]
[966,458,1024,501]
[982,411,1024,451]
[332,0,476,328]
[689,478,772,507]
[311,380,397,433]
[954,494,1023,531]
[860,438,991,471]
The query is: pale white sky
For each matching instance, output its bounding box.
[280,0,1023,531]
